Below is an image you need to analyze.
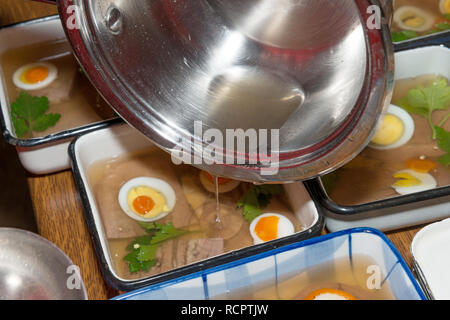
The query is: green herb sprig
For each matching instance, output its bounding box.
[10,91,61,138]
[124,222,188,273]
[396,78,450,166]
[237,185,283,223]
[392,30,418,42]
[435,126,450,166]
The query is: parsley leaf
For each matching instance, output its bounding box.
[439,153,450,166]
[124,222,188,273]
[11,116,28,138]
[237,185,283,223]
[9,91,61,138]
[149,222,188,244]
[137,221,160,233]
[136,244,159,262]
[405,78,450,113]
[396,96,429,118]
[391,30,418,42]
[32,113,61,132]
[137,221,188,243]
[396,78,450,164]
[125,235,153,251]
[435,126,450,166]
[124,250,156,273]
[237,187,261,223]
[256,184,283,196]
[11,91,49,120]
[435,22,450,31]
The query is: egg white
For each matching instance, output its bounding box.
[118,177,176,222]
[392,169,437,196]
[393,6,435,32]
[369,104,415,150]
[312,293,350,301]
[13,62,58,91]
[249,213,295,245]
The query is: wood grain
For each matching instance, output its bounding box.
[386,226,423,268]
[0,0,58,26]
[1,0,430,301]
[27,172,118,299]
[1,0,117,300]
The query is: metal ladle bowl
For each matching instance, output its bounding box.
[59,0,394,182]
[0,228,87,300]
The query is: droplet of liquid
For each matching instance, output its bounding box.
[214,176,222,228]
[200,201,242,240]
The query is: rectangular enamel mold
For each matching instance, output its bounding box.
[0,16,119,174]
[113,228,425,300]
[69,123,324,291]
[305,44,450,232]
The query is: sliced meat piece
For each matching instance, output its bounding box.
[175,238,224,267]
[155,241,175,273]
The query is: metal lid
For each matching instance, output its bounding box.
[59,0,394,182]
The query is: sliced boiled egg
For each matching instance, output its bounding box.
[249,213,295,245]
[13,62,58,91]
[305,288,357,301]
[394,6,435,32]
[369,104,414,150]
[440,0,450,15]
[118,177,176,222]
[392,169,437,195]
[199,171,240,193]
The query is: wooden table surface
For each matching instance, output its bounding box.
[1,0,428,301]
[1,0,118,300]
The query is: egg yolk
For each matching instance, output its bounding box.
[205,172,231,185]
[392,172,421,188]
[132,196,155,215]
[405,158,437,173]
[127,186,169,218]
[371,114,405,146]
[305,288,357,300]
[401,13,426,28]
[254,216,279,242]
[402,11,426,28]
[21,66,49,84]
